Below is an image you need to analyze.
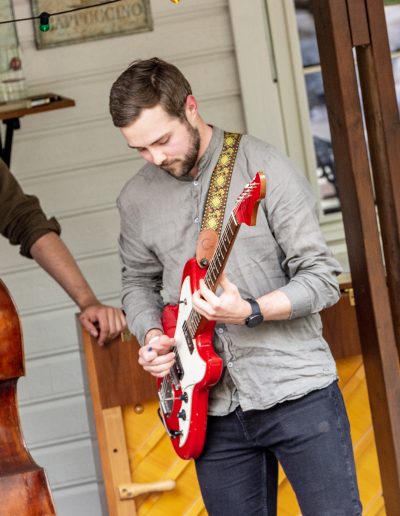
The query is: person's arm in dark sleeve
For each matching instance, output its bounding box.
[0,158,61,257]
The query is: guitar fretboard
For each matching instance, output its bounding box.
[186,212,240,338]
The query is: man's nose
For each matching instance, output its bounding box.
[150,148,166,166]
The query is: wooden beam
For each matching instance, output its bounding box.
[312,1,400,513]
[346,0,370,46]
[355,0,400,355]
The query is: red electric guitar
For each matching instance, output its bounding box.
[157,171,266,460]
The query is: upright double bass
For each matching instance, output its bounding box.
[0,279,55,515]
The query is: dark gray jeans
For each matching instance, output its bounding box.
[195,381,362,515]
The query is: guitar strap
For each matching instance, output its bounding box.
[196,132,241,266]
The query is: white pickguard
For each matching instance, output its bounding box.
[173,275,207,447]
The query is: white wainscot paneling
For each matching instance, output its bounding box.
[1,253,121,314]
[21,306,79,358]
[58,208,121,257]
[20,395,90,448]
[203,94,245,134]
[11,57,243,178]
[16,158,139,219]
[11,122,129,182]
[30,438,97,489]
[52,483,105,516]
[18,351,84,405]
[0,239,27,272]
[10,1,241,179]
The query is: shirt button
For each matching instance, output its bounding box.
[194,217,199,223]
[227,361,233,368]
[193,181,198,186]
[218,328,224,334]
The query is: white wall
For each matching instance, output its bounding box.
[0,0,245,513]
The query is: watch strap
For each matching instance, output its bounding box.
[245,298,263,327]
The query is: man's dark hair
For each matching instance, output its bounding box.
[109,57,192,127]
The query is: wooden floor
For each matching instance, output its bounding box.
[123,355,384,515]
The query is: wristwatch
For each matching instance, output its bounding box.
[245,298,264,328]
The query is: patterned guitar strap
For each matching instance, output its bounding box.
[195,132,242,267]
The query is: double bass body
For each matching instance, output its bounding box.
[0,280,55,515]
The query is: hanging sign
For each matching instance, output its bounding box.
[31,0,153,49]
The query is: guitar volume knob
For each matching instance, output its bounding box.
[179,392,188,403]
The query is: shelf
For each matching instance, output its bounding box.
[0,93,75,167]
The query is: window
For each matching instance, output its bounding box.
[294,0,400,214]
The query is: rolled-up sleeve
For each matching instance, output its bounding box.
[0,160,61,258]
[264,148,342,318]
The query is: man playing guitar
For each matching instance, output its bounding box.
[111,57,362,515]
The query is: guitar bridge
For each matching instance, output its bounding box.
[157,408,182,438]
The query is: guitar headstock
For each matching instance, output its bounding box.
[234,171,266,226]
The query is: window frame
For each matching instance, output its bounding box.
[228,0,347,264]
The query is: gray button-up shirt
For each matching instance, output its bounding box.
[117,127,341,415]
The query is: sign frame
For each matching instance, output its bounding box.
[30,0,153,49]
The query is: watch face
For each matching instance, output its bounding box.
[246,313,264,328]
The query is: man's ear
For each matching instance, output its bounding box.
[185,95,198,121]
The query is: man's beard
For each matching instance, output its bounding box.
[161,122,201,178]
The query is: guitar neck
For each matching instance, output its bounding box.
[204,213,240,292]
[188,212,240,336]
